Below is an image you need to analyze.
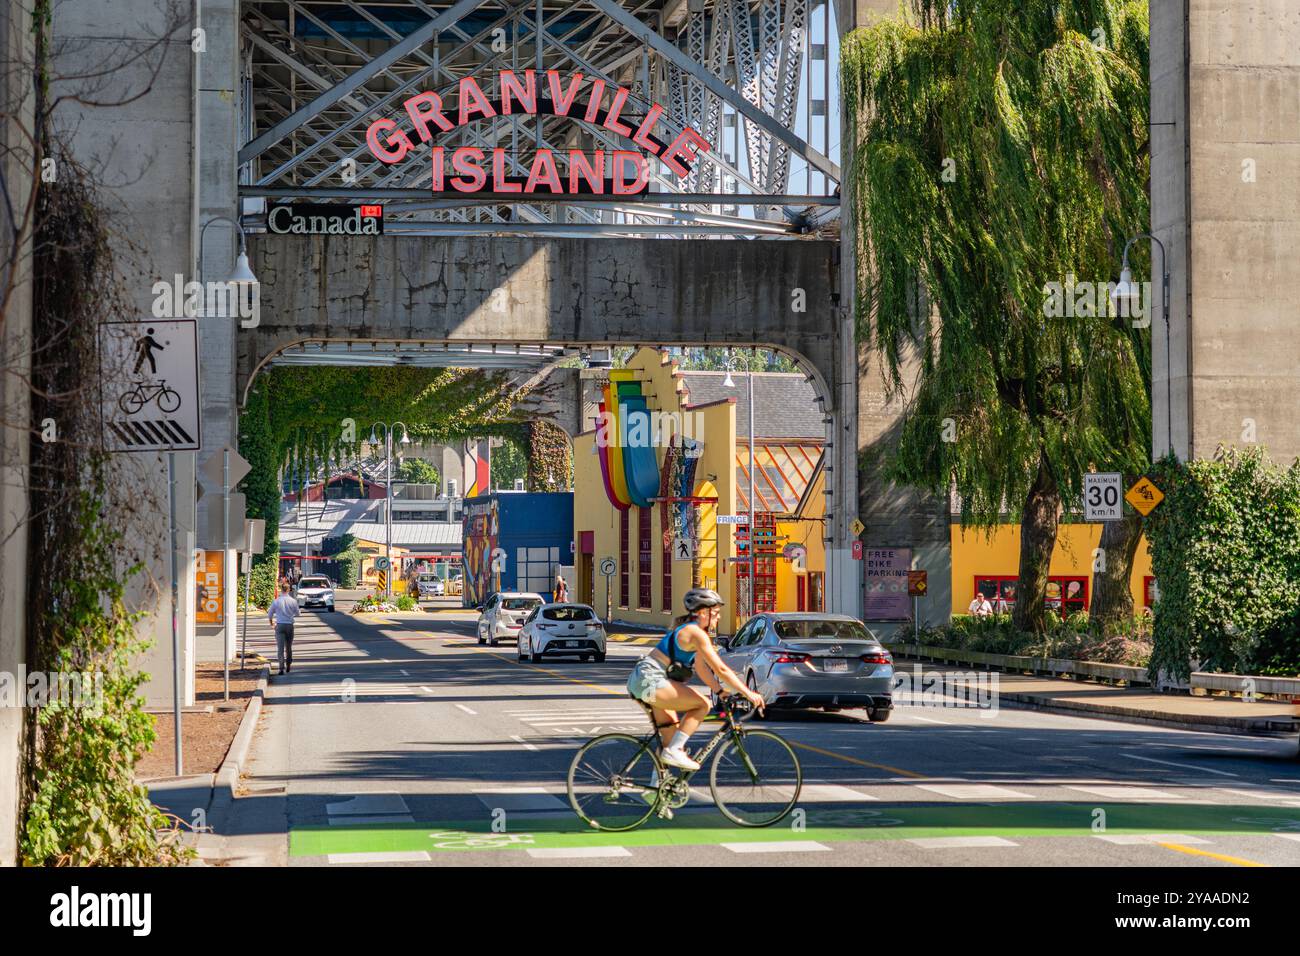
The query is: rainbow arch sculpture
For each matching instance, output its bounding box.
[598,370,661,510]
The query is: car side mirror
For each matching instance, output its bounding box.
[716,636,731,650]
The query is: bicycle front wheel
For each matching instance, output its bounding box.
[710,729,802,827]
[567,733,662,832]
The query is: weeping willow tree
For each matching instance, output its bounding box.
[844,0,1151,633]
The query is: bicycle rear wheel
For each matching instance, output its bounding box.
[567,733,662,832]
[710,729,802,827]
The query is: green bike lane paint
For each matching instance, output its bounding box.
[291,802,1300,857]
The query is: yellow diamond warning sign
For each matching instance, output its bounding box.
[1125,477,1165,516]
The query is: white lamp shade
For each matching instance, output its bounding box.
[1110,267,1140,311]
[229,251,258,285]
[723,371,735,388]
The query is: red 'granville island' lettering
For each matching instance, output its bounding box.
[364,70,712,195]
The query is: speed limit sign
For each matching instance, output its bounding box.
[1083,472,1123,521]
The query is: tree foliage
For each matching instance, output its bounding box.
[843,0,1152,631]
[1145,447,1300,680]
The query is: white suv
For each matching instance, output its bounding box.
[295,575,335,612]
[518,604,607,663]
[476,592,544,646]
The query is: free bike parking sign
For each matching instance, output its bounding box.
[99,319,201,452]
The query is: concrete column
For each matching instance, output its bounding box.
[1154,0,1300,464]
[0,0,34,869]
[51,0,201,707]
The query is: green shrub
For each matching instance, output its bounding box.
[395,594,417,611]
[1146,447,1300,680]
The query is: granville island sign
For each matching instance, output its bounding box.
[364,70,712,196]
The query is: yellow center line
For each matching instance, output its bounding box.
[1156,843,1269,867]
[788,740,925,779]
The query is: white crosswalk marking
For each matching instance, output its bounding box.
[721,841,830,854]
[1066,786,1186,801]
[915,784,1034,800]
[1093,833,1210,845]
[309,684,416,697]
[327,851,431,864]
[907,837,1019,849]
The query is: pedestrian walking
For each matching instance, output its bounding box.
[554,570,568,604]
[267,582,300,675]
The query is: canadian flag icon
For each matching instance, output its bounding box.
[360,204,383,218]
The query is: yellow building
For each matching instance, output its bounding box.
[573,348,827,635]
[949,522,1155,617]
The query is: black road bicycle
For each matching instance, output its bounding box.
[566,695,802,831]
[118,379,182,415]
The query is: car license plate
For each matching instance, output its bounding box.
[563,641,578,648]
[823,658,848,673]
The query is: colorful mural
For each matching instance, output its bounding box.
[462,496,499,607]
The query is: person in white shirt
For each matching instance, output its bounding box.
[968,592,993,618]
[267,583,300,675]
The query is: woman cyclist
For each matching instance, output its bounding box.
[626,588,765,771]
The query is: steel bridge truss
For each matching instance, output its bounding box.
[239,0,840,238]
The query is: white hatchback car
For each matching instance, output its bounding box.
[517,603,607,663]
[294,575,335,612]
[476,592,545,646]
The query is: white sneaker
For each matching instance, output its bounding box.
[660,746,700,771]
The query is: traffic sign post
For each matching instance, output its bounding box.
[908,570,928,643]
[1084,472,1123,521]
[599,557,616,622]
[100,319,203,777]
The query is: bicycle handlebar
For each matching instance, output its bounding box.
[716,692,761,723]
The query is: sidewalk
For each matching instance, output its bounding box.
[896,656,1300,738]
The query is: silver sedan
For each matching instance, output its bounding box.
[717,613,894,722]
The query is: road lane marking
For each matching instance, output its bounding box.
[915,784,1034,800]
[788,740,925,779]
[899,713,949,724]
[1066,786,1185,801]
[1156,843,1268,867]
[906,836,1018,849]
[421,686,436,693]
[455,704,478,715]
[721,841,830,853]
[1121,754,1238,777]
[400,669,410,676]
[800,783,879,801]
[1093,833,1209,845]
[527,847,632,858]
[510,735,539,752]
[327,851,431,864]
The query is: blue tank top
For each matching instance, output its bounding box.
[655,624,696,666]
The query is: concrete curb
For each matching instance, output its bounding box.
[210,664,270,820]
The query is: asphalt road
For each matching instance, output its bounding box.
[224,607,1300,867]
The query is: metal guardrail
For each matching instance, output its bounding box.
[1191,671,1300,699]
[894,643,1149,685]
[896,644,1300,700]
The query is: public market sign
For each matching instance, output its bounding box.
[364,70,711,196]
[268,203,383,235]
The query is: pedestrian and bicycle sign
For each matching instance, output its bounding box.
[100,319,201,452]
[1083,472,1123,521]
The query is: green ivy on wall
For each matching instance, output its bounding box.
[1145,447,1300,680]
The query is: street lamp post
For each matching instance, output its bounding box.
[370,421,410,597]
[1111,233,1172,459]
[198,215,258,704]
